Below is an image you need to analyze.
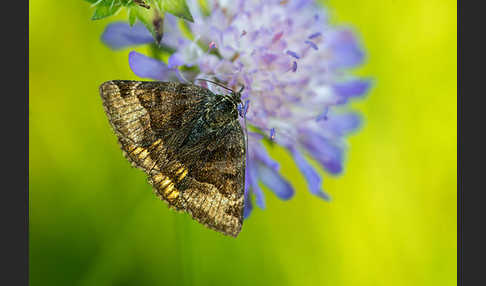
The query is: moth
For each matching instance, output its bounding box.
[99,80,246,237]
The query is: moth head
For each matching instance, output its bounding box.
[195,78,244,104]
[207,95,239,126]
[196,78,245,125]
[231,85,244,106]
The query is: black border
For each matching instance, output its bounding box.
[2,0,29,285]
[460,1,486,285]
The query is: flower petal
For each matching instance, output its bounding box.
[101,22,153,50]
[248,160,266,209]
[300,130,343,174]
[168,52,185,68]
[243,191,253,219]
[320,112,362,136]
[248,132,264,140]
[128,51,175,81]
[253,143,279,171]
[332,79,372,98]
[176,42,204,68]
[291,0,314,10]
[256,163,294,200]
[328,29,365,69]
[160,13,189,48]
[291,148,331,201]
[316,106,329,121]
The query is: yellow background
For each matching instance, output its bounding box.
[29,0,457,285]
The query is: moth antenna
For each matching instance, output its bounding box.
[176,69,191,84]
[195,78,235,93]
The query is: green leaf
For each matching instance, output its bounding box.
[89,0,133,20]
[157,0,194,22]
[177,18,194,41]
[132,0,150,8]
[127,7,137,26]
[87,0,137,21]
[197,0,210,17]
[91,2,123,20]
[149,43,176,61]
[85,0,194,24]
[84,0,194,44]
[131,5,165,44]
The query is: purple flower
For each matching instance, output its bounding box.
[128,51,182,81]
[101,0,371,218]
[101,22,153,50]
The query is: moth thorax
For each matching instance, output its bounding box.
[206,96,238,127]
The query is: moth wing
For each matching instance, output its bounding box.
[173,121,246,237]
[100,80,245,237]
[99,80,207,170]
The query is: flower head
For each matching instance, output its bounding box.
[101,0,371,218]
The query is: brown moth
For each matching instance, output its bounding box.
[99,80,246,237]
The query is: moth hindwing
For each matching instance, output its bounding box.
[99,80,246,237]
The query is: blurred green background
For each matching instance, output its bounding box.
[29,0,456,285]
